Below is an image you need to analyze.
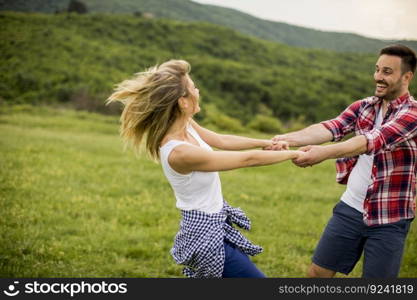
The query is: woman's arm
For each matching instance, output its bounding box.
[272,124,333,147]
[190,119,280,150]
[169,143,302,174]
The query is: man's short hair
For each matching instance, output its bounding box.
[379,44,417,74]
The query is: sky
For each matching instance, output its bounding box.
[193,0,417,41]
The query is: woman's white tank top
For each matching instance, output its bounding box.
[159,125,223,214]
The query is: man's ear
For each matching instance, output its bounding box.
[403,71,414,84]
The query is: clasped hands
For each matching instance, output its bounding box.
[264,135,327,168]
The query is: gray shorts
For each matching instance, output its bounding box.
[312,201,413,278]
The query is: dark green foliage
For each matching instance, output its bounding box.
[0,0,68,13]
[248,115,284,134]
[67,0,88,14]
[1,0,416,53]
[1,12,416,125]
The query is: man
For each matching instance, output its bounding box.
[272,44,416,278]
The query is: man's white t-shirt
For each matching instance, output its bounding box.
[341,107,383,212]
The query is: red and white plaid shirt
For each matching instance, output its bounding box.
[321,92,417,226]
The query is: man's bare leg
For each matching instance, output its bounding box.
[307,263,336,278]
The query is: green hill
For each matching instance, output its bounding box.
[1,0,416,53]
[1,12,416,128]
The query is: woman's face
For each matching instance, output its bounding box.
[185,75,200,114]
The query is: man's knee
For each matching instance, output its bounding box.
[307,263,336,278]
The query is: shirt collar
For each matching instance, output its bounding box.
[390,92,411,108]
[369,92,411,108]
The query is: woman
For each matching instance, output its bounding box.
[107,59,302,278]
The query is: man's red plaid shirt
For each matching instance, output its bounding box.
[321,93,417,226]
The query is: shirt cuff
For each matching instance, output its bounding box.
[363,131,378,155]
[320,120,341,142]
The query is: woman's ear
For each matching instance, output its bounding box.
[178,97,188,109]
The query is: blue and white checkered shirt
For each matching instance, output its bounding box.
[170,202,263,278]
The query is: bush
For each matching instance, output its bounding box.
[201,103,243,133]
[67,0,88,14]
[248,114,284,134]
[285,115,308,132]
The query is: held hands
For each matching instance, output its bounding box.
[263,135,290,150]
[263,139,289,151]
[292,145,328,168]
[263,135,328,167]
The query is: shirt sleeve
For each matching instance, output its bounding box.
[364,104,417,155]
[320,100,362,142]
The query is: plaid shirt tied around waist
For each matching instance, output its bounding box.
[170,202,263,278]
[321,93,417,226]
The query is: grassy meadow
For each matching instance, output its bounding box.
[0,105,416,277]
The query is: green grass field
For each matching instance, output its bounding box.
[0,105,416,277]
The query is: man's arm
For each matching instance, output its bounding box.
[273,123,333,147]
[272,100,363,149]
[364,106,417,155]
[293,135,367,167]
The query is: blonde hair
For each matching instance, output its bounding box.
[107,59,191,160]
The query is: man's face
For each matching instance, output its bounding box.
[374,54,408,100]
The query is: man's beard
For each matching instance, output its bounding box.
[375,80,402,100]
